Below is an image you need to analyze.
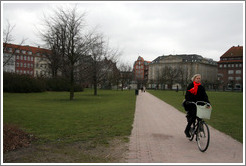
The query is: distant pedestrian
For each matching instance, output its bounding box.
[182,74,210,138]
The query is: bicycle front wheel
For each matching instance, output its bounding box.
[196,121,210,152]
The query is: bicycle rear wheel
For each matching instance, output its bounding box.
[196,121,210,152]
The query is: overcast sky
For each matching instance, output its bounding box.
[2,1,244,66]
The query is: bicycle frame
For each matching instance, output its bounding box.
[187,101,211,152]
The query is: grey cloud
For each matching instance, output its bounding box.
[2,2,243,65]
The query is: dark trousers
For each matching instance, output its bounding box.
[185,106,197,132]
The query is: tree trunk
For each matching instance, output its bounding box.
[94,82,97,96]
[70,66,74,100]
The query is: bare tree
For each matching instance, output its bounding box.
[154,68,161,90]
[86,34,121,95]
[178,64,189,94]
[163,66,181,90]
[159,67,167,90]
[3,20,26,67]
[118,63,132,91]
[39,6,91,100]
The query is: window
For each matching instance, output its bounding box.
[239,64,242,68]
[24,63,26,68]
[16,55,19,59]
[236,77,241,81]
[8,48,12,52]
[28,51,32,55]
[31,57,33,61]
[20,63,23,67]
[24,70,26,74]
[24,56,26,60]
[224,64,227,68]
[235,64,238,67]
[228,64,231,67]
[28,63,30,68]
[16,63,19,67]
[218,73,223,77]
[228,70,234,74]
[15,49,20,53]
[28,56,30,61]
[20,55,23,60]
[235,84,241,89]
[31,64,33,68]
[219,64,222,68]
[228,77,234,80]
[236,70,241,74]
[232,64,234,67]
[21,50,26,54]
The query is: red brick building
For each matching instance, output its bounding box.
[3,43,51,77]
[133,56,151,86]
[217,45,243,91]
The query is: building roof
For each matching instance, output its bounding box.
[137,56,144,61]
[3,43,51,55]
[220,45,243,58]
[217,60,243,64]
[151,54,216,65]
[144,61,151,65]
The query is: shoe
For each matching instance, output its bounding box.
[184,130,191,138]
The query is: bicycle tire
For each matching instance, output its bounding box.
[196,121,210,152]
[189,124,195,141]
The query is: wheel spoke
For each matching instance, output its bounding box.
[197,122,210,152]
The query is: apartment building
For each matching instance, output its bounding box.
[133,56,151,86]
[217,45,243,91]
[148,54,218,89]
[3,43,51,77]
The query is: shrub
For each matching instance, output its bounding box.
[45,77,83,92]
[3,72,46,93]
[3,72,83,93]
[45,77,70,91]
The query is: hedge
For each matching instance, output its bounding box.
[3,72,83,93]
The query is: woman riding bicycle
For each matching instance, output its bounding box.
[183,74,210,138]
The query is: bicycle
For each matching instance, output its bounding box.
[186,101,212,152]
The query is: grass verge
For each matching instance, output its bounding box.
[3,89,136,162]
[148,90,243,143]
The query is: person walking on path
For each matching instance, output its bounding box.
[183,74,210,138]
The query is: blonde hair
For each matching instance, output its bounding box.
[191,74,201,81]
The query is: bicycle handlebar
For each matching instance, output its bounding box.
[186,101,211,107]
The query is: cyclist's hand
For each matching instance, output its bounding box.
[205,104,211,108]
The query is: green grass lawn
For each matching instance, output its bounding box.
[3,89,136,145]
[148,90,243,143]
[3,88,243,162]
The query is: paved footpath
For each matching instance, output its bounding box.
[125,91,243,163]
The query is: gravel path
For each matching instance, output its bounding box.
[126,91,243,163]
